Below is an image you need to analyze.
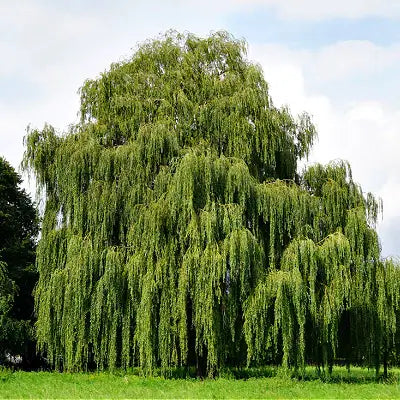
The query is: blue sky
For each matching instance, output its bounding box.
[1,0,399,256]
[229,14,400,48]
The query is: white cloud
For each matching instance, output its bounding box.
[249,41,400,86]
[233,0,400,20]
[311,41,400,82]
[377,217,400,259]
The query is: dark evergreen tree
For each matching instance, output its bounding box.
[0,157,38,367]
[23,31,399,376]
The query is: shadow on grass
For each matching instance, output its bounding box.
[2,364,398,384]
[118,365,400,384]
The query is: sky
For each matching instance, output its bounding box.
[1,0,399,257]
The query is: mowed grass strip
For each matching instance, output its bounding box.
[1,367,400,399]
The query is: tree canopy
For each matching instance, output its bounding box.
[0,157,38,366]
[23,31,399,376]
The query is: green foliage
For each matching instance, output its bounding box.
[23,31,398,375]
[0,261,15,327]
[0,157,38,364]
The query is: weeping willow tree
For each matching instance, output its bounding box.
[23,31,399,376]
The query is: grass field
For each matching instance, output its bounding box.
[1,366,400,399]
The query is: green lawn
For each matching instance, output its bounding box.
[1,367,400,399]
